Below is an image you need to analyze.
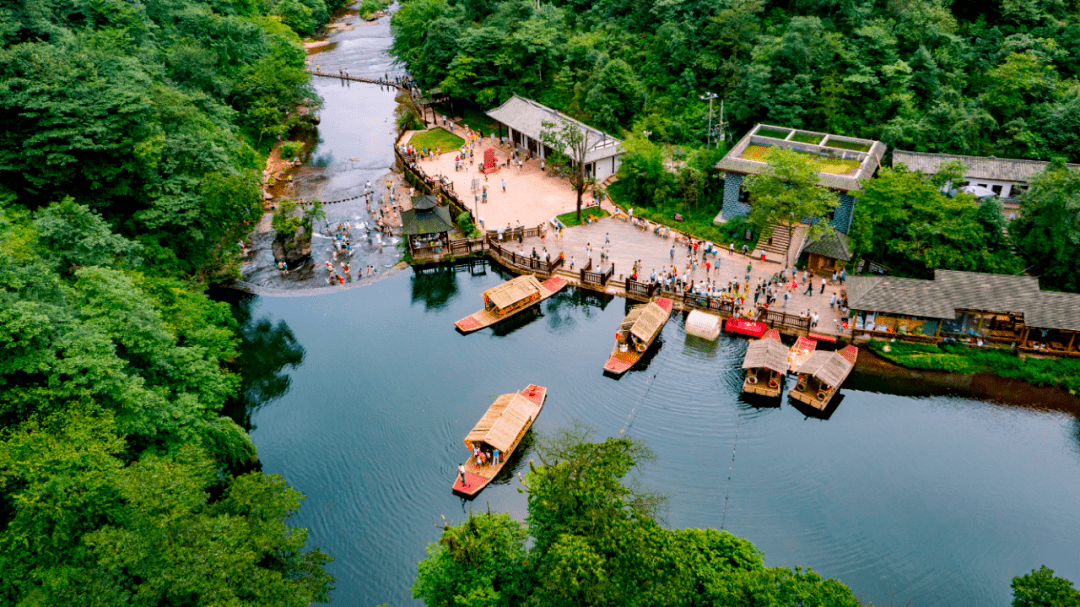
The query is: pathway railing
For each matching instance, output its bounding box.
[487,237,562,275]
[582,264,614,287]
[625,278,658,299]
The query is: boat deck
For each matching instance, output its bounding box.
[455,276,567,333]
[788,336,818,373]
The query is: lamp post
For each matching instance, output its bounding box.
[700,92,718,147]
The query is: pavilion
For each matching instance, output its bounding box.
[715,124,886,234]
[401,195,454,258]
[486,95,624,181]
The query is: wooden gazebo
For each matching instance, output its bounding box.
[401,195,453,258]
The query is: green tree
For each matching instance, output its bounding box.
[1012,566,1080,607]
[743,148,838,267]
[1011,161,1080,292]
[540,117,591,224]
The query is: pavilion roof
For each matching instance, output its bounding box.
[801,227,851,261]
[892,150,1080,183]
[401,204,453,235]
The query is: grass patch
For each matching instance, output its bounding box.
[557,207,609,227]
[824,139,871,152]
[865,340,1080,394]
[608,181,757,249]
[408,127,465,153]
[360,0,390,19]
[433,103,500,137]
[756,127,791,140]
[739,145,860,174]
[790,132,824,144]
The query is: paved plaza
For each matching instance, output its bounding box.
[400,124,849,335]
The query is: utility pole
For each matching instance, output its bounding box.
[717,99,729,146]
[700,92,718,147]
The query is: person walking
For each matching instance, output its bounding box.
[840,268,847,284]
[670,245,675,261]
[783,291,790,308]
[501,178,506,192]
[820,277,827,294]
[804,281,814,296]
[605,232,610,245]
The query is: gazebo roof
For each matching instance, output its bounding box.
[412,194,439,211]
[401,204,453,236]
[801,227,851,261]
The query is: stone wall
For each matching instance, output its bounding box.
[719,172,750,221]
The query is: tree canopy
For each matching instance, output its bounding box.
[414,424,861,607]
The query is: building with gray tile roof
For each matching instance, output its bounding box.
[486,95,623,180]
[846,270,1080,332]
[892,150,1080,199]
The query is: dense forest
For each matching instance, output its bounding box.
[392,0,1080,290]
[0,0,341,603]
[392,0,1080,159]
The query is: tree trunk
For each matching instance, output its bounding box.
[784,223,796,267]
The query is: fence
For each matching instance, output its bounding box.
[488,238,562,275]
[449,237,486,256]
[582,263,614,287]
[486,224,542,243]
[625,278,658,299]
[757,308,811,333]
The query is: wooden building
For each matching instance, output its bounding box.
[800,227,851,275]
[401,195,453,258]
[847,269,1080,355]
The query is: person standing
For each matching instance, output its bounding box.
[840,268,847,284]
[493,449,501,466]
[820,277,827,294]
[783,291,790,308]
[501,178,506,192]
[457,463,467,487]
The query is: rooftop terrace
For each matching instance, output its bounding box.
[716,124,886,192]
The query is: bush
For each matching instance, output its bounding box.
[279,141,303,159]
[456,212,481,238]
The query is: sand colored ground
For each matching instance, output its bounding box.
[407,132,592,231]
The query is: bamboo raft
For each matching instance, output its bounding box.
[452,384,547,496]
[603,298,673,375]
[455,275,567,333]
[787,335,818,373]
[788,345,859,410]
[742,329,788,398]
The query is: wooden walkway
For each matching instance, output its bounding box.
[306,70,404,88]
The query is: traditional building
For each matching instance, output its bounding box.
[847,269,1080,355]
[715,124,886,234]
[892,150,1080,199]
[401,195,453,258]
[486,95,623,181]
[799,226,852,275]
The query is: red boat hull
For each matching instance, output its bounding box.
[725,317,768,338]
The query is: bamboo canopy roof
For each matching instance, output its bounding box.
[799,350,855,388]
[741,338,789,374]
[629,301,669,342]
[465,393,535,452]
[486,275,543,310]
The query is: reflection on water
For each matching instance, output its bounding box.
[214,289,305,432]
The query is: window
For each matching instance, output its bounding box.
[991,185,1003,195]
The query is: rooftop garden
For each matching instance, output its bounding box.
[738,145,861,174]
[790,131,824,145]
[755,126,792,140]
[824,139,871,152]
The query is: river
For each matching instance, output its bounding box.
[226,6,1080,606]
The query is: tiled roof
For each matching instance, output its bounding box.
[801,227,851,261]
[847,269,1080,330]
[400,204,453,235]
[892,150,1080,183]
[715,124,885,192]
[486,95,623,164]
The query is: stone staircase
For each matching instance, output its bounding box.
[760,223,792,258]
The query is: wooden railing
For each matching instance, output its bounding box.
[448,237,486,256]
[487,237,562,275]
[582,263,614,287]
[625,278,658,299]
[757,308,811,333]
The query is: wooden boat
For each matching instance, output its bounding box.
[603,298,673,375]
[452,384,547,496]
[455,275,567,333]
[725,317,768,338]
[741,329,788,398]
[787,335,818,373]
[789,345,859,410]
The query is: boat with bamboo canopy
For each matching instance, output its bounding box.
[603,298,673,375]
[741,329,788,398]
[453,384,547,496]
[455,275,568,333]
[787,335,818,373]
[789,345,859,410]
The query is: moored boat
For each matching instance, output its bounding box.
[789,345,859,410]
[455,275,567,333]
[452,384,547,496]
[787,335,818,373]
[725,316,768,338]
[741,329,788,398]
[603,298,673,375]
